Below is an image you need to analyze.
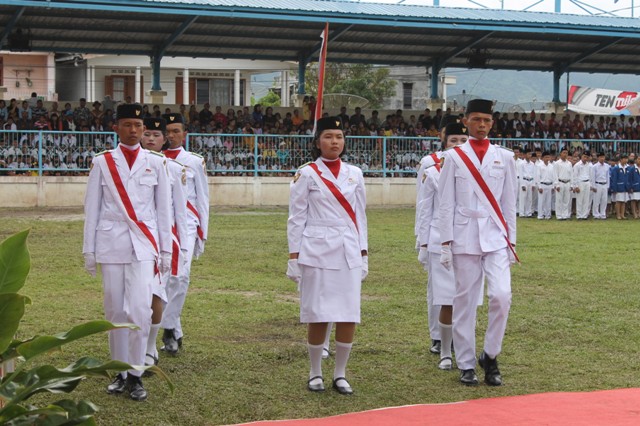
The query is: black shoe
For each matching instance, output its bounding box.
[332,377,353,395]
[460,369,479,386]
[430,339,441,354]
[162,329,179,355]
[177,336,183,348]
[478,351,503,386]
[307,375,325,392]
[106,373,127,394]
[126,375,148,401]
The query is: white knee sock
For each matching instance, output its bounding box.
[147,323,160,358]
[333,341,353,380]
[307,343,324,382]
[439,322,453,359]
[323,322,333,351]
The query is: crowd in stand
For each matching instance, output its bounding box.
[2,93,640,176]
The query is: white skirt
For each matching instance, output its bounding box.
[428,252,483,306]
[613,192,629,203]
[299,256,361,323]
[151,272,168,303]
[632,192,640,201]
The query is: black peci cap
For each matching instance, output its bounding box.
[117,103,143,120]
[439,114,461,131]
[315,116,343,137]
[466,99,494,115]
[163,113,184,125]
[444,122,468,139]
[144,117,166,132]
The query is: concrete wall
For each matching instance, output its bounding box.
[0,176,416,208]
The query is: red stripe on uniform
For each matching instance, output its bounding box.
[171,224,180,276]
[308,163,358,231]
[186,201,204,241]
[104,152,159,254]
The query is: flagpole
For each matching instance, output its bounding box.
[312,22,329,136]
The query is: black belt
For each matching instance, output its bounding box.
[581,179,590,182]
[540,182,552,185]
[522,178,533,181]
[559,179,570,183]
[596,181,607,185]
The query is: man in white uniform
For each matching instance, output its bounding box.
[572,152,592,220]
[535,151,554,220]
[83,103,172,401]
[161,113,210,354]
[517,150,535,217]
[590,152,610,220]
[438,99,517,387]
[553,148,573,220]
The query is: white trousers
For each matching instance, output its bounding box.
[592,184,608,219]
[518,184,533,216]
[575,181,591,219]
[452,250,512,370]
[426,255,441,340]
[161,228,197,339]
[537,186,553,218]
[101,261,154,377]
[555,182,572,219]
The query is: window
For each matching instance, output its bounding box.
[403,83,413,109]
[196,79,210,104]
[113,77,125,102]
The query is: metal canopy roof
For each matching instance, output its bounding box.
[1,0,640,74]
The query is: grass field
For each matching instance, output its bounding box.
[1,207,640,426]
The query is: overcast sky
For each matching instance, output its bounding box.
[345,0,638,17]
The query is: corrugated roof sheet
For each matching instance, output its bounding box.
[145,0,640,28]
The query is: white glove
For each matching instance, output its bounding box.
[418,247,429,270]
[440,245,452,271]
[159,251,172,275]
[508,246,518,265]
[286,259,301,284]
[84,253,96,278]
[414,237,420,252]
[361,256,369,281]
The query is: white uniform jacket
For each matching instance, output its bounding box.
[288,158,368,270]
[83,147,172,263]
[438,143,517,255]
[167,159,189,252]
[415,152,441,236]
[169,147,210,251]
[417,163,444,253]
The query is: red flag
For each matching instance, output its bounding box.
[312,23,329,135]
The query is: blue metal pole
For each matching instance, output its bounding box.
[555,0,561,13]
[552,68,562,103]
[151,55,162,91]
[433,0,439,5]
[38,131,43,176]
[382,136,387,176]
[297,57,307,95]
[254,134,258,177]
[430,60,441,100]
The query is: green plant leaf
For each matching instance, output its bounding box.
[0,294,31,354]
[16,321,138,361]
[0,404,67,426]
[0,230,30,295]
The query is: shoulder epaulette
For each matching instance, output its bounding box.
[149,150,165,157]
[425,163,438,170]
[190,152,204,159]
[169,158,185,167]
[94,150,108,157]
[298,161,312,170]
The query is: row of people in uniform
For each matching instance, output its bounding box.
[82,104,209,401]
[515,147,640,220]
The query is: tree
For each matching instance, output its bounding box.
[305,63,396,109]
[257,90,281,107]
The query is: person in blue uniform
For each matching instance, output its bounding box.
[610,154,630,220]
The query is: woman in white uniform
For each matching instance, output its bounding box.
[287,117,368,395]
[140,117,188,369]
[417,122,470,370]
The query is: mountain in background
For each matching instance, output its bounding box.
[446,68,640,105]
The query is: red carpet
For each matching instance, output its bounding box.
[233,388,640,426]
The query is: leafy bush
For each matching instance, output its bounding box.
[0,230,172,425]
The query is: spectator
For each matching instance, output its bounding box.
[252,104,264,126]
[27,92,38,109]
[200,103,214,124]
[73,98,91,126]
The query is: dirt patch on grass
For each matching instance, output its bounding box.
[0,207,84,221]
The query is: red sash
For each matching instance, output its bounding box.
[308,163,358,232]
[186,201,204,241]
[171,224,180,276]
[430,152,441,172]
[452,146,520,263]
[104,152,159,255]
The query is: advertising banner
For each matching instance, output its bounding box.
[568,85,638,116]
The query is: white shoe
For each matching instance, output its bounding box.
[322,347,330,359]
[438,356,453,370]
